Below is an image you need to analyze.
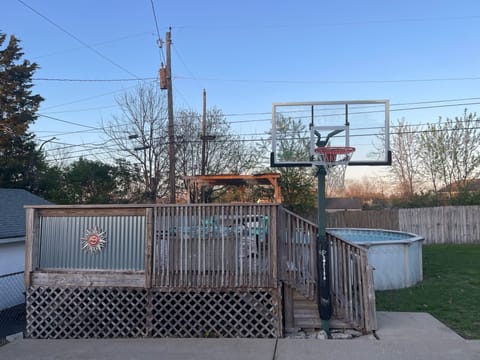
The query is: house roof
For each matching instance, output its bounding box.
[439,179,480,193]
[326,197,362,210]
[0,189,51,239]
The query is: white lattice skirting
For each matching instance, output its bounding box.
[26,286,281,338]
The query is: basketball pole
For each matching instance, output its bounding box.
[316,164,332,335]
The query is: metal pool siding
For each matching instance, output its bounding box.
[327,228,424,290]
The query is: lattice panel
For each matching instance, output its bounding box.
[26,287,148,339]
[26,287,281,339]
[150,290,280,338]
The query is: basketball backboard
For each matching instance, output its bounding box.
[270,100,390,167]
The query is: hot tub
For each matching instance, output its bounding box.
[328,228,424,290]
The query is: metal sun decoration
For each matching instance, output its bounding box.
[81,226,107,254]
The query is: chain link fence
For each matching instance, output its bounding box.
[0,271,26,341]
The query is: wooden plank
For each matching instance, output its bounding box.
[37,207,146,217]
[31,271,146,287]
[270,205,278,285]
[365,264,377,332]
[24,208,35,289]
[145,208,153,289]
[283,284,295,329]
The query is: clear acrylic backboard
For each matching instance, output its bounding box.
[270,99,390,167]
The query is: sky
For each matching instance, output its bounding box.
[2,0,480,180]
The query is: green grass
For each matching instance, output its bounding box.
[375,244,480,339]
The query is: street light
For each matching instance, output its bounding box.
[38,137,56,151]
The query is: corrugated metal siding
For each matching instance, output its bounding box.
[39,216,145,270]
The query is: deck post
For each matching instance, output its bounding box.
[145,207,154,289]
[24,207,35,289]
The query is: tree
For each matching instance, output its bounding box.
[175,107,258,202]
[0,33,44,191]
[389,118,422,195]
[418,110,480,198]
[102,83,169,203]
[259,114,316,215]
[62,158,118,204]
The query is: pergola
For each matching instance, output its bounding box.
[185,173,282,203]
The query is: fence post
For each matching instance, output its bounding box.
[24,207,37,289]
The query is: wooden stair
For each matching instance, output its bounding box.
[285,287,351,331]
[292,290,322,329]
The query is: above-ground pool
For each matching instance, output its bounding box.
[328,228,424,291]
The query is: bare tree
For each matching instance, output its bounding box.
[389,119,422,195]
[418,110,480,197]
[418,121,449,194]
[175,107,258,202]
[102,83,168,203]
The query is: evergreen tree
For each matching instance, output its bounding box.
[0,32,44,190]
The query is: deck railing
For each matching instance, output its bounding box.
[277,207,317,299]
[329,233,377,332]
[25,204,278,290]
[153,203,278,289]
[24,205,151,288]
[277,207,377,332]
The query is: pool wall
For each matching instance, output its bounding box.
[328,228,424,291]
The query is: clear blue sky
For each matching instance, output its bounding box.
[2,0,480,171]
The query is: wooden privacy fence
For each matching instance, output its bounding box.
[326,206,480,244]
[399,206,480,244]
[277,207,377,333]
[24,204,281,339]
[327,209,399,230]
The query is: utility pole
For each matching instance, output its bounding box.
[201,89,207,176]
[200,89,207,203]
[166,28,176,204]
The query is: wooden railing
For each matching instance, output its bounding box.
[25,204,279,290]
[278,207,377,333]
[329,233,377,332]
[277,207,317,299]
[153,203,278,289]
[24,205,151,288]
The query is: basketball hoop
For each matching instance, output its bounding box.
[313,146,355,189]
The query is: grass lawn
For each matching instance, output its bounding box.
[375,244,480,339]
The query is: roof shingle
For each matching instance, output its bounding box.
[0,189,51,239]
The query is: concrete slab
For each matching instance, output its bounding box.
[0,338,277,360]
[374,311,464,341]
[278,312,478,359]
[0,312,478,360]
[276,338,479,360]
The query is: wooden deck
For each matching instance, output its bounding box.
[24,203,376,338]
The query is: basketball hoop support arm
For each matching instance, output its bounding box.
[316,165,332,335]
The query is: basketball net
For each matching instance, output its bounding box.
[313,147,355,190]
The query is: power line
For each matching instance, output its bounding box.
[40,81,155,111]
[33,77,156,82]
[35,97,480,139]
[170,15,480,30]
[38,114,99,129]
[16,0,140,79]
[174,75,480,85]
[32,73,480,85]
[149,0,166,64]
[32,31,152,60]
